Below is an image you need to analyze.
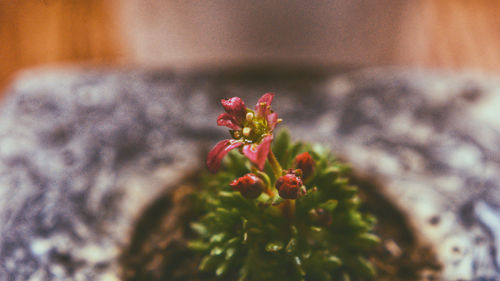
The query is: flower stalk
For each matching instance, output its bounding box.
[267,150,283,180]
[251,166,274,196]
[282,198,296,221]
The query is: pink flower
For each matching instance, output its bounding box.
[207,93,279,173]
[230,173,266,199]
[206,140,243,174]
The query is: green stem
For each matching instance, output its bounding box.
[282,200,296,221]
[251,166,274,196]
[268,150,283,179]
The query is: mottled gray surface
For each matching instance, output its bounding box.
[0,66,499,280]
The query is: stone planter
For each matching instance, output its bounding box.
[0,66,498,280]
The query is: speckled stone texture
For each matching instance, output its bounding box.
[0,66,499,281]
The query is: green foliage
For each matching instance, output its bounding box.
[191,129,379,281]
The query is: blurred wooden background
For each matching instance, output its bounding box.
[396,0,500,70]
[1,0,500,96]
[0,0,120,93]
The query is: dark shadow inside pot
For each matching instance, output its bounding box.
[350,173,441,281]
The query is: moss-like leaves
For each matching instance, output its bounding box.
[191,129,379,281]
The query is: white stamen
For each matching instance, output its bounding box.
[246,112,254,122]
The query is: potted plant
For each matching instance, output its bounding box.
[190,93,378,281]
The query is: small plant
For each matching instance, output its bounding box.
[190,93,379,281]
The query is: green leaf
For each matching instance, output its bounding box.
[256,192,271,205]
[310,226,323,232]
[340,272,351,281]
[218,191,234,197]
[302,250,312,259]
[265,241,284,252]
[271,195,285,205]
[354,233,380,248]
[293,256,306,276]
[226,237,240,246]
[248,227,263,234]
[345,210,369,231]
[346,256,376,277]
[211,246,224,256]
[238,264,249,281]
[216,261,229,276]
[339,164,352,174]
[218,191,252,210]
[324,255,342,269]
[288,143,304,166]
[188,240,209,251]
[190,222,207,236]
[356,257,376,277]
[333,177,350,188]
[319,271,333,281]
[199,255,219,271]
[214,208,239,224]
[227,150,250,174]
[319,199,338,213]
[254,169,272,190]
[312,144,330,158]
[319,166,340,181]
[273,129,291,165]
[364,214,377,227]
[225,247,236,260]
[286,238,297,253]
[295,188,320,213]
[210,233,227,243]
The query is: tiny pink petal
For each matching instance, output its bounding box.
[267,112,278,131]
[207,140,243,173]
[217,113,241,130]
[255,93,274,118]
[221,97,247,123]
[242,135,273,170]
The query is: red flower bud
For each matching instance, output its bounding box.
[230,173,265,199]
[295,152,315,180]
[276,171,304,199]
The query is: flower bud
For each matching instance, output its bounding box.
[230,173,265,199]
[294,152,315,180]
[276,171,304,199]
